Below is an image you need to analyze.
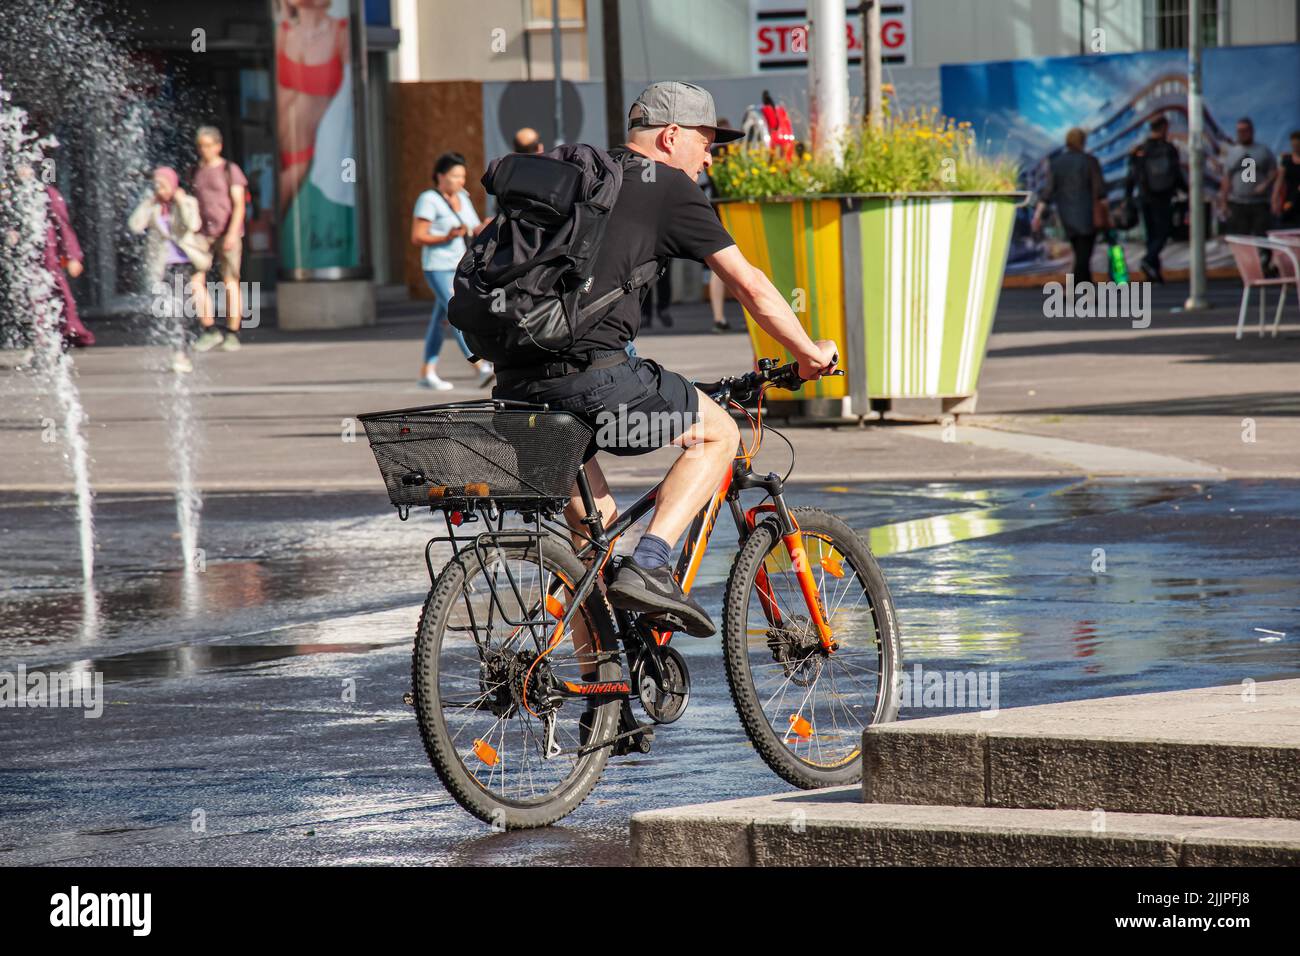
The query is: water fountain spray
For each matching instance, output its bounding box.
[0,89,97,583]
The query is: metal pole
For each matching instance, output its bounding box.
[601,0,624,148]
[350,0,372,275]
[809,0,849,160]
[552,0,565,146]
[1185,0,1209,309]
[862,0,882,128]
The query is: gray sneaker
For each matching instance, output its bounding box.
[606,557,715,637]
[220,333,242,352]
[193,328,224,352]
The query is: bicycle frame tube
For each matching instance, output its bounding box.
[561,449,835,652]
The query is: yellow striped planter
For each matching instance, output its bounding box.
[717,193,1024,408]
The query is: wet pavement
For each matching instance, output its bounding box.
[1,479,1297,865]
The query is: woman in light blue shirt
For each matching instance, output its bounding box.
[411,152,488,389]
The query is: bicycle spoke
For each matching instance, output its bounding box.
[428,542,614,811]
[743,524,889,770]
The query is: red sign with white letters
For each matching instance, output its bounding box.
[754,1,911,69]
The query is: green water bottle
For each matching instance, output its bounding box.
[1107,229,1129,285]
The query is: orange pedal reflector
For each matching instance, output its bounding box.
[545,594,565,618]
[788,714,813,739]
[472,739,498,767]
[820,556,844,578]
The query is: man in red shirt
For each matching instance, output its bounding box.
[190,126,249,352]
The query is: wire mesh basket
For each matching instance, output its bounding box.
[358,400,592,511]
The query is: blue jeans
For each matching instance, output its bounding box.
[423,269,473,364]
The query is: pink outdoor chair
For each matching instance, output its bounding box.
[1224,235,1300,340]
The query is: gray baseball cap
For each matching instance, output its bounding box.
[628,81,744,144]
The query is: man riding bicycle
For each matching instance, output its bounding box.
[492,81,839,637]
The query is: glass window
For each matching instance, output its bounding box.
[527,0,585,27]
[1144,0,1219,50]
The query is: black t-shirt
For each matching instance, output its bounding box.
[572,146,735,354]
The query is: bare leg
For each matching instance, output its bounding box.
[709,272,727,326]
[191,271,214,329]
[562,460,618,678]
[644,390,738,546]
[224,275,242,332]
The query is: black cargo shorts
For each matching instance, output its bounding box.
[493,352,700,462]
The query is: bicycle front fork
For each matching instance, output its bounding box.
[729,470,836,652]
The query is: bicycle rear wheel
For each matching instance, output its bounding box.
[722,507,901,789]
[412,533,622,828]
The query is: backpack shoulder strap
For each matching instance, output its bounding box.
[577,259,663,320]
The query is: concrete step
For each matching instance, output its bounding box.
[629,788,1300,866]
[863,679,1300,820]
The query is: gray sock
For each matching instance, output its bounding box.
[632,533,672,570]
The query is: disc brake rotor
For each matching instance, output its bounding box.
[766,614,822,687]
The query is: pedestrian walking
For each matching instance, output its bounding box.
[42,180,93,347]
[22,149,94,348]
[189,126,249,353]
[1032,128,1107,280]
[411,151,489,390]
[127,166,213,373]
[706,118,735,332]
[1124,115,1186,283]
[1219,117,1277,238]
[1273,130,1300,228]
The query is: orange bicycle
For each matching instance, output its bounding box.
[359,357,902,828]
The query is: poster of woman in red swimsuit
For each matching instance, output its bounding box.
[273,0,358,271]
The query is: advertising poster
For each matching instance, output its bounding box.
[941,43,1300,278]
[273,0,360,273]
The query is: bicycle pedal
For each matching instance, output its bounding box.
[643,610,713,638]
[613,721,655,757]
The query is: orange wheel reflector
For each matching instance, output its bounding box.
[472,739,499,767]
[545,594,565,618]
[820,556,844,578]
[788,715,813,739]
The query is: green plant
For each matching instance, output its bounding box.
[710,107,1019,200]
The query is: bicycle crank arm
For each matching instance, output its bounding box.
[564,721,656,758]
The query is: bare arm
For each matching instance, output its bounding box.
[225,184,246,248]
[705,244,837,379]
[410,216,460,247]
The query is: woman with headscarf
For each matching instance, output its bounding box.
[128,166,213,372]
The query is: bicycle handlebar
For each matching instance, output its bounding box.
[698,354,843,404]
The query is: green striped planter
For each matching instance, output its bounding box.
[719,192,1025,413]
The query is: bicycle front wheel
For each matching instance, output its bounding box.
[412,533,622,828]
[722,507,902,789]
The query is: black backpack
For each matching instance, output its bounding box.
[448,144,660,366]
[1141,143,1178,195]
